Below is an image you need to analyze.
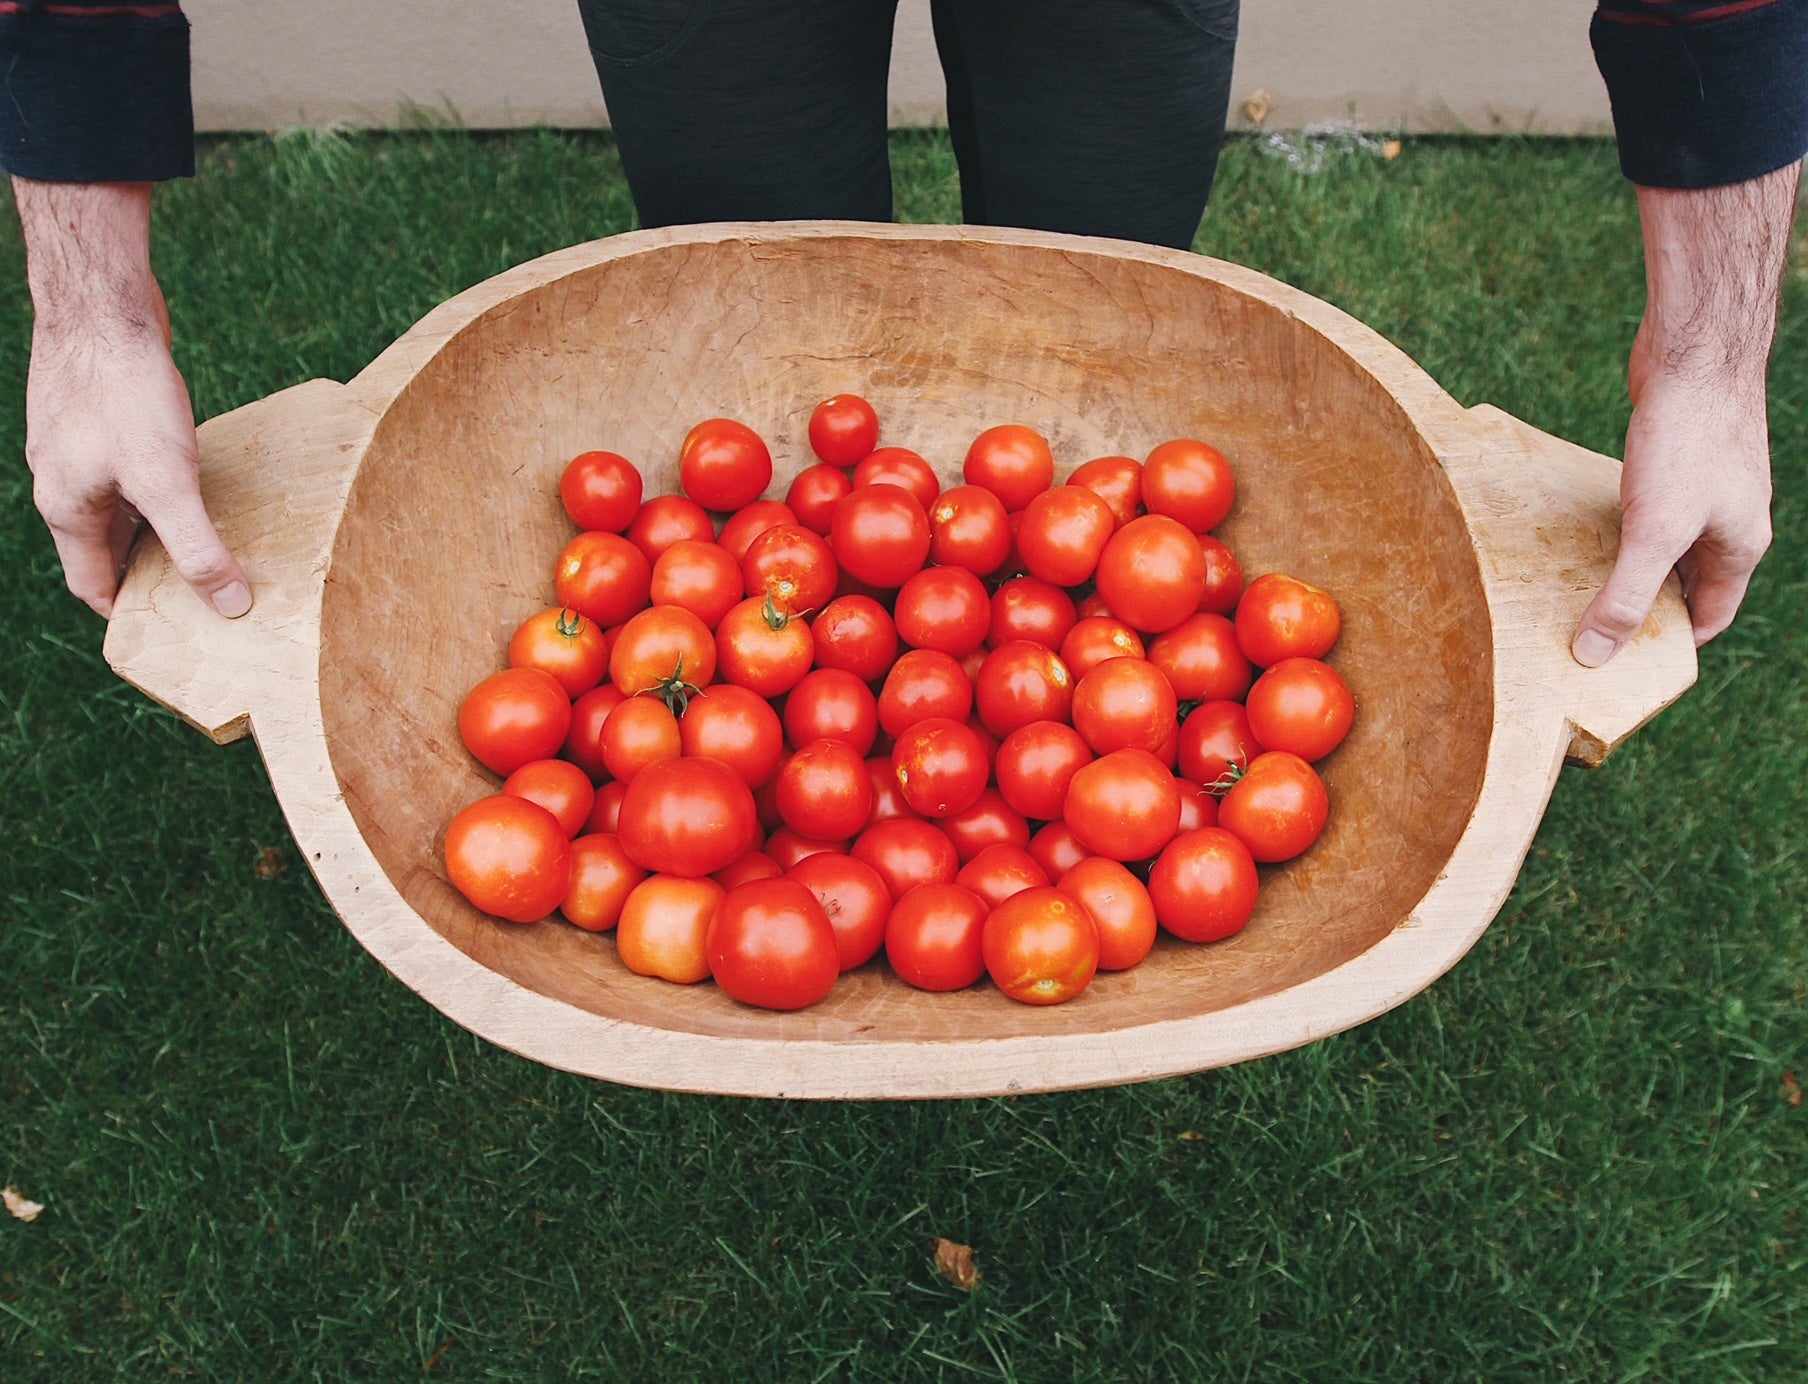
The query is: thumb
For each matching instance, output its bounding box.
[126,474,253,619]
[1571,515,1682,668]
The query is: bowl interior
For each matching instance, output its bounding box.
[317,232,1493,1048]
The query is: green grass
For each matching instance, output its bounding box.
[3,128,1804,1381]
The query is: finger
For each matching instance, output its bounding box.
[1571,515,1688,668]
[42,499,126,618]
[125,478,252,618]
[1678,548,1759,647]
[107,502,143,581]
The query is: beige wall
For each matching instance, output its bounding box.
[189,0,1612,136]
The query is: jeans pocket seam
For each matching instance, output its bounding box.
[586,0,715,69]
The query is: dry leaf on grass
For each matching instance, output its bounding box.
[933,1238,980,1291]
[1382,140,1403,161]
[4,1187,44,1222]
[255,846,287,880]
[1240,90,1273,128]
[1176,1130,1204,1142]
[1782,1071,1802,1108]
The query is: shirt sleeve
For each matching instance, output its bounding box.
[1592,0,1808,188]
[0,2,195,182]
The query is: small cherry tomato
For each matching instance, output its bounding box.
[679,683,786,788]
[964,424,1054,512]
[808,394,880,466]
[560,450,643,533]
[743,522,839,616]
[503,758,596,837]
[975,641,1075,739]
[865,756,920,824]
[554,531,652,628]
[617,874,723,983]
[564,684,626,781]
[878,649,974,737]
[787,852,893,971]
[1148,613,1252,704]
[853,817,960,898]
[1142,438,1235,533]
[1196,535,1245,616]
[784,668,879,755]
[1066,454,1142,527]
[508,606,609,699]
[707,878,840,1010]
[459,668,572,777]
[938,787,1031,863]
[1147,827,1259,942]
[1218,751,1329,862]
[1235,573,1342,666]
[617,756,759,876]
[561,833,646,932]
[1095,515,1207,634]
[811,594,898,682]
[1028,821,1089,879]
[626,493,714,565]
[608,605,716,698]
[765,828,848,870]
[715,850,784,890]
[956,843,1049,909]
[717,499,798,562]
[893,566,990,657]
[777,737,876,841]
[650,539,743,629]
[1173,774,1220,832]
[853,446,939,510]
[717,595,814,697]
[989,576,1077,651]
[928,484,1013,575]
[1070,657,1179,757]
[890,717,989,818]
[1058,616,1146,680]
[445,794,573,923]
[982,886,1099,1005]
[1177,701,1265,791]
[994,720,1093,822]
[885,882,989,991]
[585,780,628,834]
[785,463,853,535]
[1058,857,1157,971]
[1017,485,1117,587]
[1063,748,1181,862]
[830,483,931,589]
[1245,657,1355,762]
[680,417,773,512]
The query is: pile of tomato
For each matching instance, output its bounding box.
[444,394,1353,1011]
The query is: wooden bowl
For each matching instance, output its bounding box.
[104,224,1694,1099]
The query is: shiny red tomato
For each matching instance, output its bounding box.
[503,758,596,838]
[1148,613,1252,704]
[1218,751,1329,862]
[617,756,759,876]
[989,577,1077,651]
[854,446,939,510]
[852,818,960,898]
[1058,616,1145,680]
[608,605,716,698]
[554,531,652,627]
[1063,748,1181,862]
[878,650,973,737]
[893,566,990,657]
[1195,535,1245,616]
[626,493,714,564]
[808,394,880,466]
[444,794,572,923]
[459,668,572,777]
[787,852,893,971]
[1066,455,1142,527]
[975,641,1075,739]
[563,684,626,781]
[707,879,840,1010]
[717,595,814,697]
[679,683,785,788]
[1070,657,1179,756]
[1173,773,1220,832]
[585,780,628,834]
[1028,821,1089,880]
[1058,857,1157,971]
[885,882,989,991]
[938,787,1030,863]
[1142,438,1235,533]
[765,828,847,870]
[617,874,722,983]
[776,737,875,841]
[649,539,742,629]
[714,850,784,890]
[716,499,796,562]
[982,886,1099,1005]
[680,417,773,512]
[1095,515,1206,634]
[560,832,646,932]
[964,424,1054,512]
[927,484,1013,575]
[743,522,839,616]
[785,463,853,535]
[956,843,1049,910]
[890,717,989,818]
[508,606,609,698]
[1245,658,1354,762]
[830,483,931,588]
[560,450,643,533]
[784,668,879,755]
[1147,827,1259,942]
[993,720,1093,822]
[1017,485,1117,587]
[1235,573,1342,666]
[1177,700,1265,791]
[865,756,920,824]
[811,594,899,681]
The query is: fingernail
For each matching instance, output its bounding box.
[1572,629,1617,668]
[212,581,252,618]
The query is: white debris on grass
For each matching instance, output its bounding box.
[4,1186,45,1222]
[1252,121,1403,174]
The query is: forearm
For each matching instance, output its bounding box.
[13,180,167,346]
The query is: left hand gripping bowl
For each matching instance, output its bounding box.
[104,224,1695,1099]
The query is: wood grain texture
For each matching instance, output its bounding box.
[103,223,1696,1098]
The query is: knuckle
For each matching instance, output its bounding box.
[170,547,236,590]
[1588,593,1651,636]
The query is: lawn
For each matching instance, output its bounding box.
[2,129,1803,1381]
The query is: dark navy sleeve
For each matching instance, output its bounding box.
[0,2,195,182]
[1593,0,1808,187]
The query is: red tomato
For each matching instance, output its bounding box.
[459,668,572,777]
[865,756,920,824]
[1070,657,1179,757]
[1028,822,1089,880]
[890,717,989,818]
[893,566,990,657]
[679,683,785,788]
[853,818,960,897]
[787,852,893,971]
[711,852,779,892]
[811,595,898,681]
[1173,774,1220,832]
[1245,658,1355,763]
[444,794,572,923]
[1218,751,1329,862]
[1177,701,1265,792]
[585,780,627,835]
[765,828,847,870]
[1058,616,1146,680]
[927,484,1013,575]
[707,879,840,1010]
[680,418,773,513]
[776,738,875,841]
[1147,827,1259,942]
[508,606,609,699]
[1063,748,1181,862]
[1075,592,1111,620]
[1142,438,1235,533]
[1058,857,1157,971]
[975,641,1075,739]
[554,531,652,628]
[626,494,714,565]
[608,605,716,698]
[564,684,626,781]
[649,539,743,629]
[1196,535,1245,616]
[878,650,974,737]
[783,669,879,756]
[743,522,839,616]
[994,720,1093,822]
[561,833,645,932]
[964,424,1054,512]
[830,484,931,588]
[885,882,989,991]
[938,787,1030,863]
[808,394,880,466]
[982,886,1099,1005]
[717,595,814,697]
[1094,515,1207,634]
[617,874,722,983]
[956,843,1049,910]
[617,757,759,876]
[854,446,939,510]
[1235,573,1342,666]
[989,577,1077,651]
[717,499,797,562]
[785,463,853,535]
[503,758,596,838]
[1017,485,1117,587]
[1148,613,1252,704]
[560,450,643,533]
[1066,455,1142,527]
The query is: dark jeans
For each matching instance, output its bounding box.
[576,0,1240,250]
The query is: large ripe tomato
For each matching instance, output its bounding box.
[1195,535,1245,616]
[787,852,892,971]
[893,566,990,657]
[508,606,609,698]
[617,756,759,876]
[1070,657,1179,756]
[982,886,1099,1005]
[1028,821,1089,879]
[616,874,723,983]
[939,787,1030,863]
[776,738,875,841]
[560,450,643,533]
[1217,751,1329,862]
[854,446,939,510]
[1058,857,1157,970]
[1245,658,1355,762]
[1017,485,1117,588]
[717,499,796,562]
[1147,828,1259,942]
[852,818,960,897]
[927,484,1013,575]
[891,717,989,818]
[554,531,652,627]
[885,882,989,991]
[808,394,880,466]
[1177,700,1265,791]
[964,424,1054,512]
[444,794,572,922]
[560,832,646,932]
[1235,573,1342,666]
[955,843,1049,910]
[743,522,839,616]
[1063,748,1181,862]
[598,695,682,783]
[830,484,931,589]
[717,595,814,697]
[811,594,899,682]
[1142,438,1235,534]
[679,683,785,788]
[975,641,1075,738]
[650,539,743,628]
[993,720,1093,822]
[1095,515,1207,634]
[459,668,573,776]
[1148,614,1252,704]
[783,669,879,756]
[878,650,974,737]
[680,417,773,513]
[502,758,596,838]
[564,683,626,781]
[785,463,853,535]
[1058,616,1145,680]
[626,493,714,565]
[989,577,1077,651]
[608,605,717,698]
[707,879,840,1010]
[1066,454,1143,527]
